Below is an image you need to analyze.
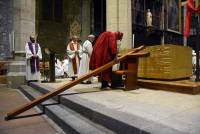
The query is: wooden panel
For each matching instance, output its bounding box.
[125,58,138,91]
[138,79,200,95]
[138,45,192,79]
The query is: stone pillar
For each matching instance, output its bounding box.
[106,0,132,50]
[0,0,13,59]
[81,0,91,41]
[7,0,36,88]
[14,0,36,56]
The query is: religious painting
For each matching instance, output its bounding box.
[167,0,181,32]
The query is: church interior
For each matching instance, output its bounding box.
[1,0,200,134]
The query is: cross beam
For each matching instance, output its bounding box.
[5,45,145,120]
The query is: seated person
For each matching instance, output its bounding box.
[62,55,69,78]
[55,57,64,78]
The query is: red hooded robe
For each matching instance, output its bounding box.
[90,31,123,82]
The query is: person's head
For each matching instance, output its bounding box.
[72,35,79,43]
[30,35,35,43]
[88,34,95,43]
[64,55,68,59]
[115,31,123,41]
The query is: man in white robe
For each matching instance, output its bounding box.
[25,35,42,82]
[66,36,82,80]
[78,35,95,84]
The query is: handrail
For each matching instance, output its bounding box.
[5,45,145,120]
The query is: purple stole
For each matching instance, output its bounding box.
[28,42,39,73]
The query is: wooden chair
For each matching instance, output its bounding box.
[40,61,49,77]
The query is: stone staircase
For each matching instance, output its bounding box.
[20,85,116,134]
[19,83,184,134]
[19,83,154,134]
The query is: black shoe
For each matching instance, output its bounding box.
[86,81,92,84]
[101,86,112,90]
[72,77,76,81]
[101,80,109,89]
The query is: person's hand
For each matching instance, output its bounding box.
[114,55,119,63]
[33,54,38,58]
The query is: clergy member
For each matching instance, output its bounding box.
[66,36,82,80]
[90,31,123,89]
[25,35,42,83]
[78,34,95,84]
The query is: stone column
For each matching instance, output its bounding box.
[81,0,91,41]
[0,0,13,59]
[106,0,132,50]
[7,0,36,88]
[14,0,36,56]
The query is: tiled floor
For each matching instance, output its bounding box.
[0,87,65,134]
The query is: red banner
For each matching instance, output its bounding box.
[184,0,200,37]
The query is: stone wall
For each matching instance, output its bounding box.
[0,0,13,58]
[37,0,91,59]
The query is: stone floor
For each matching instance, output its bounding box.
[1,77,200,134]
[34,77,200,134]
[0,87,65,134]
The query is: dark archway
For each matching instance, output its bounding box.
[91,0,106,36]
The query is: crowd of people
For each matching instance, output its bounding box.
[25,31,123,89]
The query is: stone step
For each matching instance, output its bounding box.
[8,61,26,72]
[7,72,25,88]
[28,82,185,134]
[6,60,26,88]
[29,83,149,134]
[19,85,115,134]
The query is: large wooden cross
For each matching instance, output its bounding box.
[5,45,149,120]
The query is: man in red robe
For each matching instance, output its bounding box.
[90,31,123,89]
